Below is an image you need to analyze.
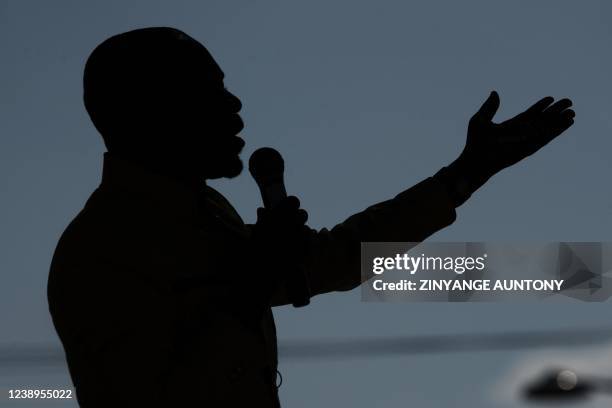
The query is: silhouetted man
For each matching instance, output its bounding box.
[47,27,575,407]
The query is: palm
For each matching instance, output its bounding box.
[464,91,575,175]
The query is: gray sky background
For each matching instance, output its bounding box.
[1,1,612,407]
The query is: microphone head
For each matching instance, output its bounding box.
[248,147,285,187]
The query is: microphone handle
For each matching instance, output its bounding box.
[261,182,287,209]
[257,182,310,307]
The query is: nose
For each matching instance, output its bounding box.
[225,89,242,113]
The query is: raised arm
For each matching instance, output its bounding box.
[256,92,575,305]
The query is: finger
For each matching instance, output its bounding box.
[544,98,572,115]
[472,91,500,122]
[277,196,300,211]
[556,117,575,132]
[284,195,300,210]
[522,96,554,117]
[561,109,575,119]
[537,116,575,145]
[296,209,308,225]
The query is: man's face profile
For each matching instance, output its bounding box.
[84,27,245,180]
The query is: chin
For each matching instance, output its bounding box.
[206,156,243,180]
[225,159,244,179]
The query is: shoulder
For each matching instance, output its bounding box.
[48,188,153,281]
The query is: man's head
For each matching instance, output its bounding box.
[84,27,245,180]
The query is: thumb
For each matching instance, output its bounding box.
[472,91,500,123]
[256,207,267,220]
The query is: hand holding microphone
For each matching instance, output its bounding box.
[249,147,311,307]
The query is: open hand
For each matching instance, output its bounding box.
[461,91,575,178]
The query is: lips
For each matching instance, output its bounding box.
[229,114,244,135]
[233,136,245,152]
[228,115,245,152]
[223,134,245,155]
[211,114,244,153]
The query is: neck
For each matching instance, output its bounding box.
[109,151,205,192]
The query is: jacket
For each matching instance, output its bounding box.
[48,152,456,407]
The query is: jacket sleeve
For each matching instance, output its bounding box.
[270,176,457,305]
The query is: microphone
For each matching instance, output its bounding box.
[248,147,311,307]
[248,147,287,209]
